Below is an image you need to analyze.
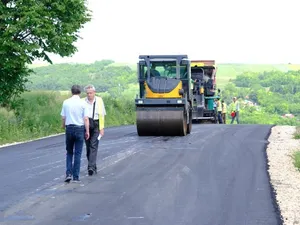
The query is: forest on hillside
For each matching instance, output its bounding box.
[27,60,300,125]
[220,70,300,125]
[221,70,300,115]
[27,60,137,97]
[28,60,299,95]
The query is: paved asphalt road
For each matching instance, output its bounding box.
[0,124,282,225]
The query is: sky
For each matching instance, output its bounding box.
[38,0,300,65]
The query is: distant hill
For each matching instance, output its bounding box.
[105,62,300,88]
[28,60,300,92]
[215,63,300,88]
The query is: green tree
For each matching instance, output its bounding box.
[0,0,91,107]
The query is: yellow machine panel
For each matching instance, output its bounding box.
[191,60,215,68]
[191,62,205,67]
[144,80,183,98]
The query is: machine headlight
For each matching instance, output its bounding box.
[177,100,182,103]
[138,100,143,104]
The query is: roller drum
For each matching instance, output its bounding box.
[136,108,187,136]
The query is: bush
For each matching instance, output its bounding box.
[292,151,300,171]
[0,91,135,145]
[295,126,300,139]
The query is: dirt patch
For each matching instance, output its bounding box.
[267,125,300,225]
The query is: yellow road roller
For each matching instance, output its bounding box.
[135,55,193,136]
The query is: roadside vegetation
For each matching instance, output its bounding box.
[221,69,300,126]
[0,91,135,145]
[292,151,300,171]
[27,61,300,91]
[292,127,300,171]
[0,1,91,108]
[294,126,300,139]
[1,60,300,145]
[27,60,300,126]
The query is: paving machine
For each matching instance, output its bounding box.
[135,55,193,136]
[190,60,221,123]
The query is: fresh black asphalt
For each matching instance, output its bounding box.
[0,124,283,225]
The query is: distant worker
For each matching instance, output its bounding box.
[230,97,240,124]
[216,98,223,124]
[221,100,227,124]
[60,85,90,183]
[84,84,106,176]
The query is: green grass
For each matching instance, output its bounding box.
[295,126,300,139]
[293,127,300,171]
[0,91,64,145]
[292,151,300,171]
[215,63,300,89]
[0,91,135,145]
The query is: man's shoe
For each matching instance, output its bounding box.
[73,179,81,183]
[88,169,94,176]
[64,175,72,183]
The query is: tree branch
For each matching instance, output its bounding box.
[1,0,10,5]
[16,32,31,41]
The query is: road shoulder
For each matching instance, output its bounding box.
[267,125,300,225]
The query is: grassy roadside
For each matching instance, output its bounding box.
[0,90,299,146]
[0,91,136,146]
[294,126,300,139]
[292,151,300,171]
[292,126,300,171]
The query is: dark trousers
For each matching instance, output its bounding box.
[231,111,240,124]
[85,122,100,172]
[65,125,85,180]
[217,111,223,124]
[222,113,226,124]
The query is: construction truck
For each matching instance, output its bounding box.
[135,55,193,136]
[190,60,221,123]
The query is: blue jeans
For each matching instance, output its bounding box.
[231,111,240,124]
[65,125,85,180]
[218,111,223,124]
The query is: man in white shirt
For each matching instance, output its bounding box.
[60,85,90,183]
[84,84,106,176]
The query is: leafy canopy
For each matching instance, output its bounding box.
[0,0,91,107]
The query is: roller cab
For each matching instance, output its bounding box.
[135,55,193,136]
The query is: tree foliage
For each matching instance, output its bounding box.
[221,69,300,125]
[0,0,91,107]
[27,60,138,98]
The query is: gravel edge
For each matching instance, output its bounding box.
[266,125,300,225]
[265,125,284,225]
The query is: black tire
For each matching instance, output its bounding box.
[181,111,188,136]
